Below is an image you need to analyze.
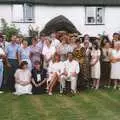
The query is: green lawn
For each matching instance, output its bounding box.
[0,89,120,120]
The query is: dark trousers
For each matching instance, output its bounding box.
[65,81,71,93]
[7,59,19,91]
[101,61,111,86]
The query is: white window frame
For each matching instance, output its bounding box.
[12,3,34,23]
[85,7,105,25]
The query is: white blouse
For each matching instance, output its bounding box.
[14,69,32,83]
[48,61,65,74]
[64,60,80,76]
[91,49,101,64]
[42,45,56,60]
[0,47,5,61]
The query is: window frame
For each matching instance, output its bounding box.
[12,3,35,23]
[85,6,105,25]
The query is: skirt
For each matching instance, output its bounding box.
[15,83,32,95]
[111,62,120,80]
[91,61,100,79]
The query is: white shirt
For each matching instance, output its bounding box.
[64,60,80,76]
[42,45,56,60]
[48,61,65,74]
[0,47,5,61]
[67,44,75,53]
[91,49,101,64]
[0,47,5,55]
[51,38,60,48]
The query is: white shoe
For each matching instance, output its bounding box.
[113,86,117,90]
[27,92,32,95]
[104,85,107,88]
[60,90,63,94]
[48,92,53,96]
[13,92,22,96]
[0,91,4,94]
[91,86,94,89]
[71,90,76,94]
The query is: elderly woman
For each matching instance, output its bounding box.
[56,35,69,61]
[14,61,32,95]
[19,40,32,70]
[111,41,120,90]
[30,38,43,67]
[73,39,91,90]
[42,36,56,68]
[91,42,101,90]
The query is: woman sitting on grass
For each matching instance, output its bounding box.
[14,61,32,95]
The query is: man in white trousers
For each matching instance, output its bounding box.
[62,52,80,94]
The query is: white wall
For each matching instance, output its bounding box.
[0,5,12,25]
[0,5,120,38]
[0,4,30,36]
[35,6,120,39]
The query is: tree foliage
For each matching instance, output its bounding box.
[0,18,20,41]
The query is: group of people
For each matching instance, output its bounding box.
[0,31,120,95]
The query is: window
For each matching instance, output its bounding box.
[85,7,105,25]
[12,3,34,23]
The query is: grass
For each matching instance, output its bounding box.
[0,89,120,120]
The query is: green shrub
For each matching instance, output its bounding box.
[0,18,20,41]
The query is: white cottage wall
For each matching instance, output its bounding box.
[0,5,120,38]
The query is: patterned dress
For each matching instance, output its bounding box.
[73,47,91,89]
[30,45,42,66]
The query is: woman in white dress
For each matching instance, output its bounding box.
[14,61,32,95]
[56,35,69,61]
[47,53,65,95]
[42,37,56,68]
[19,40,32,70]
[91,42,101,89]
[110,41,120,90]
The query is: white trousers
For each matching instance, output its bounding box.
[61,76,77,93]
